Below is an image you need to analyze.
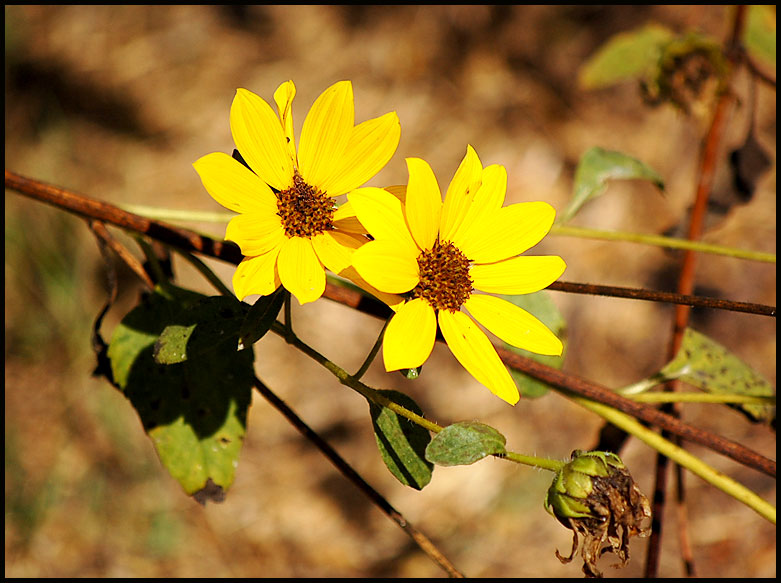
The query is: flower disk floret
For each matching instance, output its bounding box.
[348,146,566,405]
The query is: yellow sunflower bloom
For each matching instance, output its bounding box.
[193,80,401,305]
[348,146,566,405]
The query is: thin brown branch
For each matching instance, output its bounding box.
[252,376,465,578]
[6,169,775,318]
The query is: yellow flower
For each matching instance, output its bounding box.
[348,146,566,405]
[193,80,401,305]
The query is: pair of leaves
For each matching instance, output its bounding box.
[107,285,284,501]
[368,390,507,490]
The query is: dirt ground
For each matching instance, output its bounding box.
[5,5,775,578]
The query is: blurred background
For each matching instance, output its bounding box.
[5,5,775,578]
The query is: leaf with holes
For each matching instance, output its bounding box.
[107,285,254,501]
[661,328,775,424]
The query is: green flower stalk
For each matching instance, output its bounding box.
[545,450,652,578]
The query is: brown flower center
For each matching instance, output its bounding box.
[276,173,335,238]
[412,240,472,312]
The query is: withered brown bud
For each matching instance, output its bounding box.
[544,450,652,578]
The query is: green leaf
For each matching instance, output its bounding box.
[154,295,250,364]
[560,147,665,224]
[238,287,286,349]
[499,291,567,398]
[107,285,254,501]
[578,23,674,90]
[660,328,775,424]
[745,5,776,68]
[368,390,433,490]
[425,421,507,467]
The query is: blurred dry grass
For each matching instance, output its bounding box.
[4,5,775,578]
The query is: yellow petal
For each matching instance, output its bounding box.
[352,239,420,294]
[455,201,556,264]
[193,152,278,214]
[383,298,437,371]
[404,157,442,250]
[277,237,326,305]
[273,80,298,166]
[438,310,519,405]
[298,80,354,191]
[233,249,282,301]
[311,230,365,274]
[225,212,286,257]
[317,111,401,196]
[448,164,506,248]
[471,256,566,295]
[230,88,295,191]
[464,294,563,356]
[335,266,407,312]
[332,201,367,234]
[348,187,418,255]
[440,145,483,243]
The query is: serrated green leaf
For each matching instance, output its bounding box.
[661,328,775,424]
[425,421,507,467]
[578,23,674,90]
[560,147,664,224]
[368,390,433,490]
[107,286,254,499]
[498,291,567,398]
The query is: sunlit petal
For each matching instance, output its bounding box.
[352,239,420,294]
[317,112,401,196]
[334,267,407,312]
[471,256,566,295]
[464,294,563,355]
[233,249,282,301]
[311,230,365,275]
[230,88,295,191]
[383,298,437,371]
[456,201,556,264]
[225,212,286,257]
[273,80,298,165]
[448,164,507,249]
[348,187,419,254]
[332,201,367,234]
[405,157,442,250]
[440,145,483,242]
[193,152,278,214]
[438,310,519,405]
[277,237,326,305]
[298,80,354,190]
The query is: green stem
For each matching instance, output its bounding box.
[271,322,564,473]
[119,204,234,224]
[353,318,390,381]
[172,248,235,298]
[551,224,776,263]
[628,393,775,405]
[567,394,776,524]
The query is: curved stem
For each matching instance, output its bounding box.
[271,321,565,473]
[353,318,390,381]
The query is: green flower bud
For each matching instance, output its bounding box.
[544,450,651,578]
